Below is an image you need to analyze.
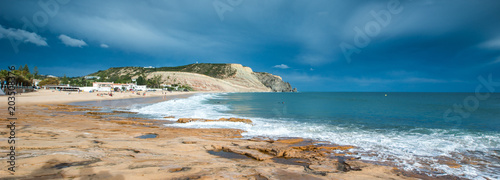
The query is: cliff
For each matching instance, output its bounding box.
[253,72,295,92]
[88,63,296,92]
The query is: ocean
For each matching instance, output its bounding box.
[126,92,500,179]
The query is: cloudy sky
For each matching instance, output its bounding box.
[1,0,499,92]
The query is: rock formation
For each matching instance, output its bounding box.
[89,63,297,92]
[253,72,293,92]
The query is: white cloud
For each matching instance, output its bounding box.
[273,64,290,69]
[0,25,48,46]
[100,43,109,48]
[52,16,229,57]
[58,34,87,47]
[479,38,500,49]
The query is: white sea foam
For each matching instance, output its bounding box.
[130,93,229,120]
[130,93,500,179]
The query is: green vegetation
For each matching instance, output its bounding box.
[83,63,238,89]
[38,77,60,86]
[89,63,236,81]
[0,63,235,89]
[136,76,146,85]
[1,65,90,87]
[178,84,194,91]
[166,84,193,91]
[89,67,146,83]
[177,63,237,78]
[61,75,69,84]
[147,75,162,88]
[0,65,37,86]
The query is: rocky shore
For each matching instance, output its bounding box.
[0,102,419,180]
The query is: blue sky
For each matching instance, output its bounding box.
[1,0,500,92]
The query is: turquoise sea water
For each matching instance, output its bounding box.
[216,92,500,132]
[130,92,500,179]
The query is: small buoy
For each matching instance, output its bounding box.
[385,94,387,96]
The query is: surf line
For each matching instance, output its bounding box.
[5,65,17,174]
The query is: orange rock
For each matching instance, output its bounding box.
[177,117,252,124]
[276,138,304,144]
[292,145,354,151]
[218,118,252,124]
[317,145,354,151]
[445,162,462,169]
[308,165,339,173]
[220,146,273,161]
[177,118,208,123]
[437,156,463,169]
[282,149,303,158]
[109,120,153,126]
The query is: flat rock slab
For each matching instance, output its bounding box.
[221,146,273,161]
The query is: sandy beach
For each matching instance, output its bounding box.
[0,89,200,107]
[0,91,420,179]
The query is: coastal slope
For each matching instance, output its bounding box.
[89,63,297,92]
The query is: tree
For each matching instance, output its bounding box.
[152,75,162,88]
[38,77,59,86]
[136,76,146,85]
[80,77,87,87]
[61,75,69,85]
[33,66,39,79]
[146,75,162,88]
[23,64,30,73]
[0,70,8,86]
[109,75,119,83]
[98,75,106,82]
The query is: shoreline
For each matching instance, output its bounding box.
[0,89,204,108]
[1,103,415,179]
[0,91,446,179]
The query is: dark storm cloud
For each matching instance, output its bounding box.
[1,0,499,91]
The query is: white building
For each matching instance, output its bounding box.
[93,82,113,91]
[79,82,147,92]
[84,76,101,80]
[135,85,147,91]
[80,86,95,92]
[32,79,41,86]
[113,83,137,91]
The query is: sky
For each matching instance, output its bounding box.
[1,0,500,92]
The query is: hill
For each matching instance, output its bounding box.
[88,63,296,92]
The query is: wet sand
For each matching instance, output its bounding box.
[0,91,419,179]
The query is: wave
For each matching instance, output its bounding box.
[130,93,230,120]
[129,93,500,179]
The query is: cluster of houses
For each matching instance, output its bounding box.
[83,82,147,92]
[42,82,187,92]
[43,82,148,92]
